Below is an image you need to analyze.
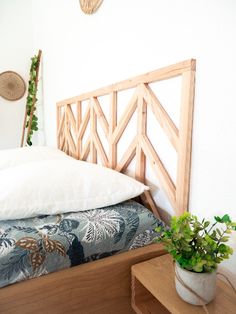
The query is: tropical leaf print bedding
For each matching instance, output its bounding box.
[0,200,164,288]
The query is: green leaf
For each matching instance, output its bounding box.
[216,228,222,236]
[220,236,230,242]
[230,222,236,231]
[204,221,210,228]
[154,212,234,273]
[211,230,216,238]
[218,243,227,253]
[24,52,41,146]
[222,214,231,223]
[214,216,222,223]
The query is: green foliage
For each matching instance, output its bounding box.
[155,213,236,273]
[25,55,40,146]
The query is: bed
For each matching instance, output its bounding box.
[0,59,196,314]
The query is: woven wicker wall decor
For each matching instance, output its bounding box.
[79,0,103,14]
[0,71,26,101]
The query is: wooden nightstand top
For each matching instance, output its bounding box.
[131,254,236,314]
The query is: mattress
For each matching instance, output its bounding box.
[0,200,164,288]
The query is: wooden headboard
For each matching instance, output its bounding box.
[57,59,196,218]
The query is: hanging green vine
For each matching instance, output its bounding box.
[25,54,40,146]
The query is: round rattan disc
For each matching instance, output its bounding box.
[0,71,26,101]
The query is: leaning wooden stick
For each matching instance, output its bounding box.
[20,49,42,147]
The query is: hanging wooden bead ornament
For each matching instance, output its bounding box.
[79,0,103,14]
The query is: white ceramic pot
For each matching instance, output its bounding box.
[175,262,216,305]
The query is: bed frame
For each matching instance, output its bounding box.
[0,59,195,314]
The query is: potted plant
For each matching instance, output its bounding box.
[155,213,236,305]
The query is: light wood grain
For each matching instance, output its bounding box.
[64,104,69,155]
[132,275,170,314]
[76,101,82,157]
[176,68,195,215]
[140,135,176,209]
[3,60,196,313]
[142,83,179,151]
[80,137,90,160]
[57,112,65,138]
[90,100,97,163]
[132,254,236,314]
[93,131,108,166]
[57,59,195,106]
[109,91,117,168]
[56,107,62,149]
[115,137,137,173]
[66,104,77,134]
[77,104,90,140]
[0,244,166,314]
[92,97,109,138]
[141,191,161,219]
[135,91,147,183]
[57,59,196,216]
[111,89,138,144]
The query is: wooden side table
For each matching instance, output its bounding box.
[131,254,236,314]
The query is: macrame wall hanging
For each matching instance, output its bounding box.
[79,0,103,14]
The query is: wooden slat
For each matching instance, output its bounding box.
[76,101,82,132]
[90,100,97,163]
[57,112,65,137]
[57,59,195,106]
[60,133,65,152]
[66,105,77,134]
[64,105,69,155]
[66,105,77,158]
[93,132,109,166]
[77,104,90,140]
[0,244,166,314]
[135,89,147,182]
[66,129,76,156]
[92,97,109,138]
[176,68,195,215]
[61,138,66,152]
[81,138,90,160]
[142,83,179,151]
[140,135,176,209]
[109,91,117,169]
[115,137,137,173]
[77,101,82,158]
[141,191,161,219]
[132,254,236,314]
[57,59,196,217]
[112,89,138,144]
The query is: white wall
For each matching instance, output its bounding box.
[0,0,33,149]
[0,0,235,286]
[31,0,236,277]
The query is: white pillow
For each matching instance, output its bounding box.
[0,146,71,170]
[0,159,149,220]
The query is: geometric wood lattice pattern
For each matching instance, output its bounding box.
[57,59,196,217]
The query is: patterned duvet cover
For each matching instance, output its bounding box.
[0,200,164,288]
